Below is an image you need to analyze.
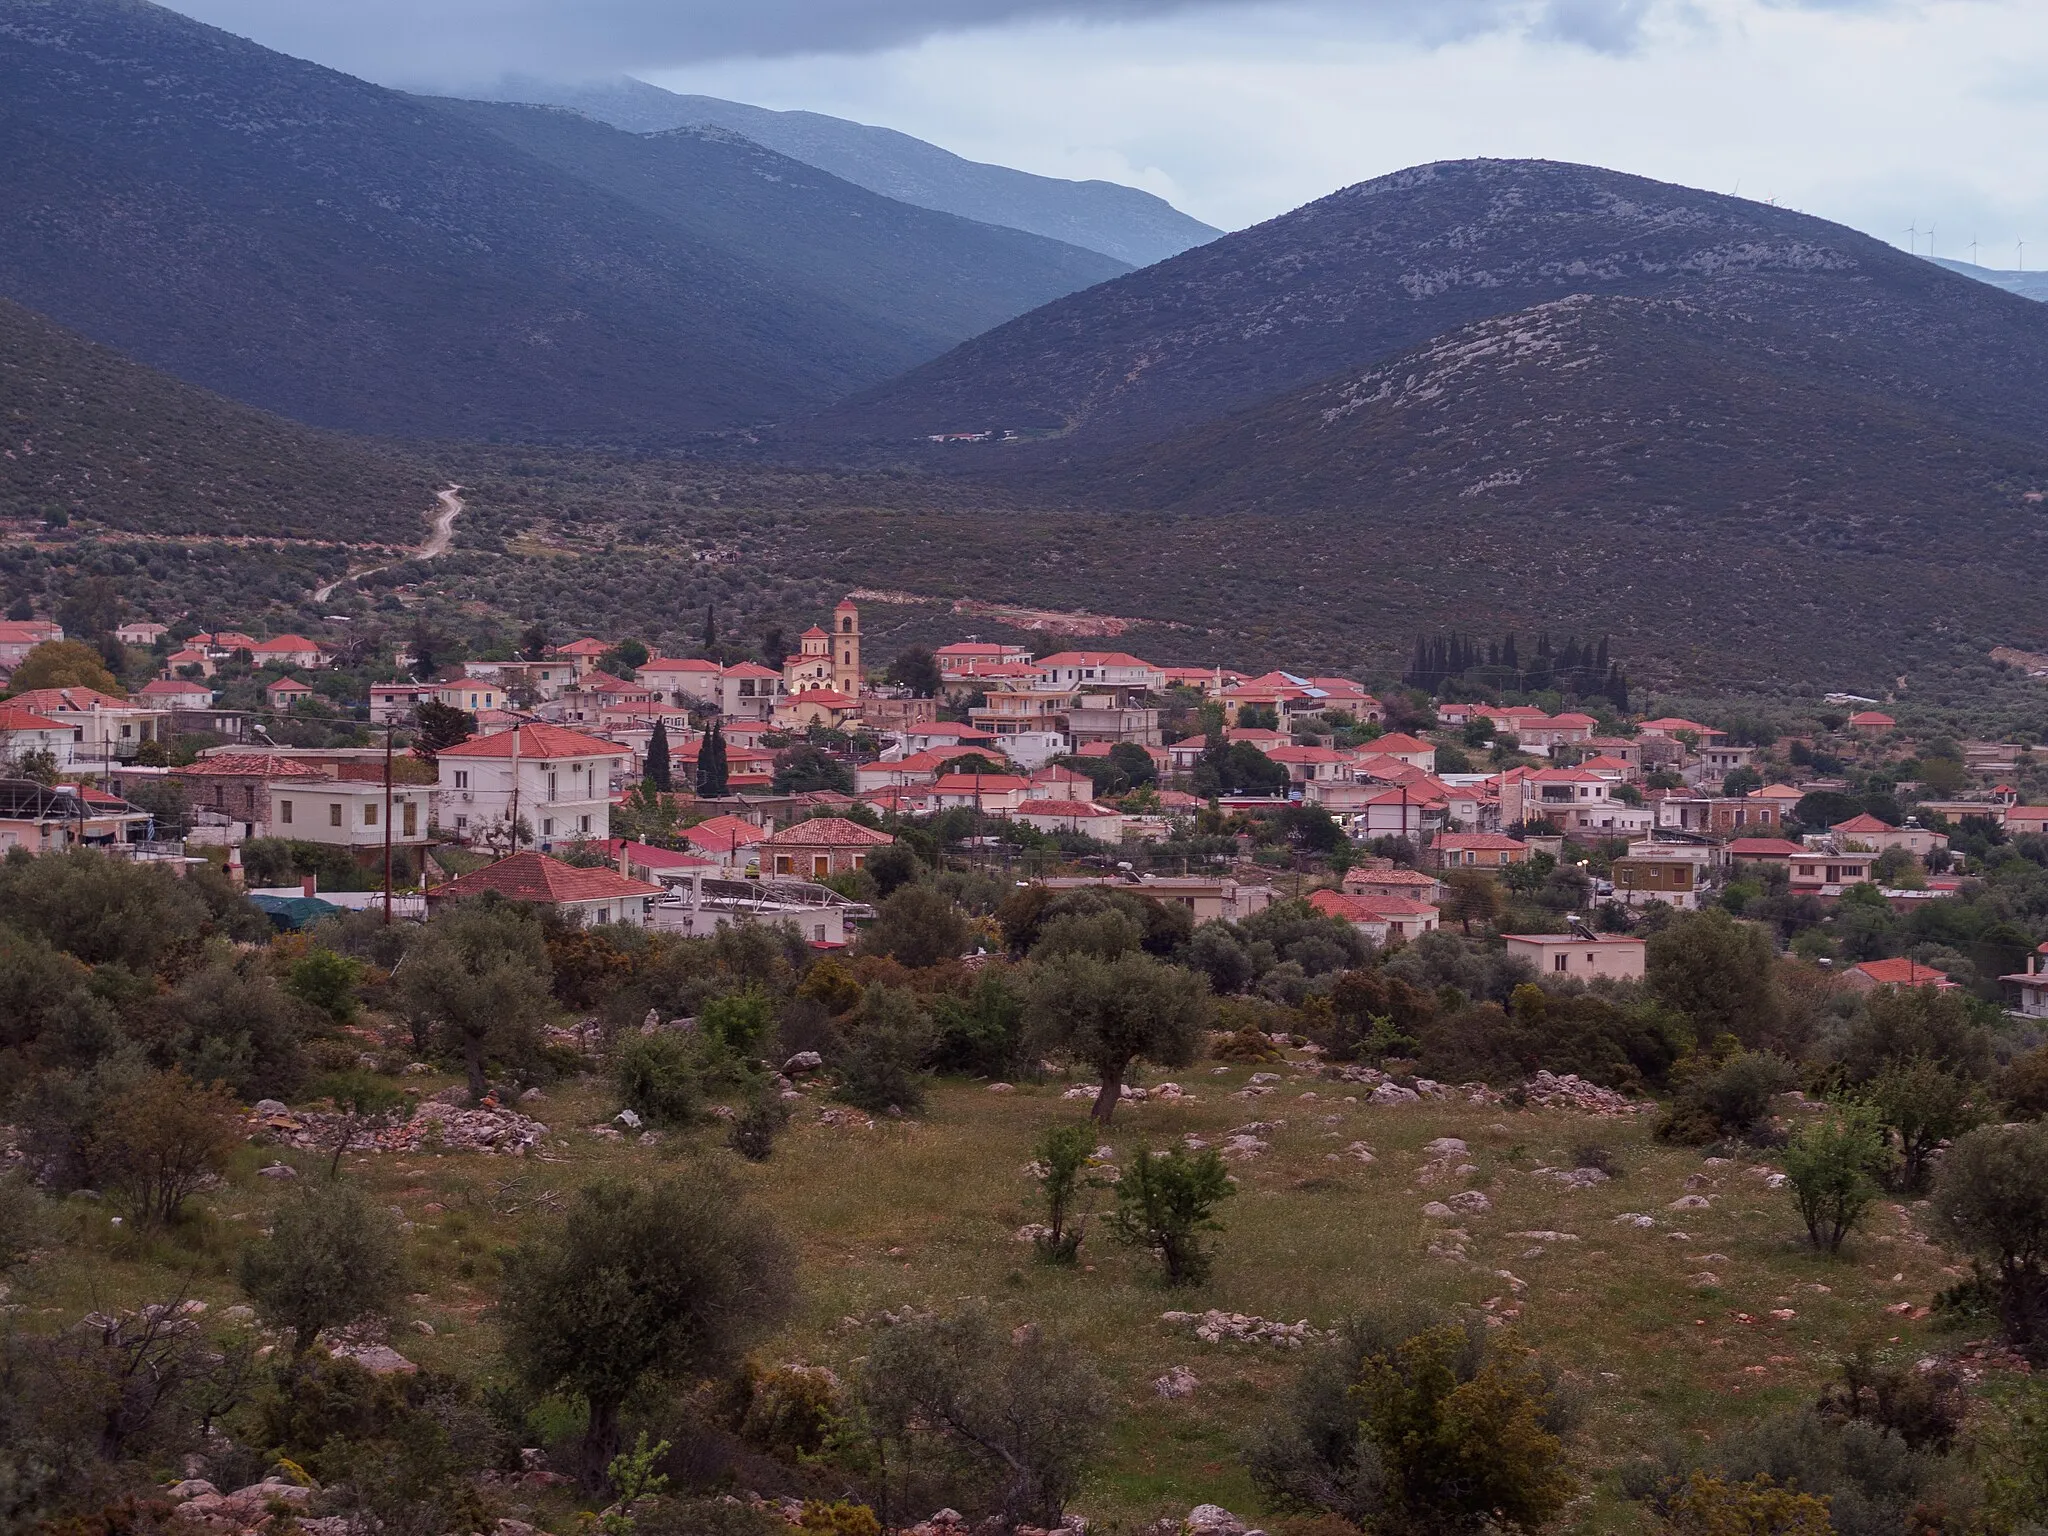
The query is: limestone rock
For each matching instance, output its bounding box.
[1154,1364,1199,1399]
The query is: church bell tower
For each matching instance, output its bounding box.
[832,599,862,695]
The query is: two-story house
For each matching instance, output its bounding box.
[434,724,631,847]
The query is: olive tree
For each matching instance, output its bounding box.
[1782,1105,1891,1253]
[856,1306,1108,1530]
[1933,1122,2048,1358]
[497,1175,794,1489]
[397,900,554,1100]
[1024,951,1212,1122]
[239,1181,407,1357]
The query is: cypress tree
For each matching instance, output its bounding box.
[696,721,729,798]
[647,719,673,794]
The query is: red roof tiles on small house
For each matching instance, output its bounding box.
[683,815,769,853]
[175,753,324,778]
[760,817,895,849]
[1832,813,1896,834]
[432,852,662,906]
[1849,957,1955,989]
[8,686,132,712]
[0,706,64,731]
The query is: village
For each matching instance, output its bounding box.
[0,599,2037,1009]
[12,596,2048,1536]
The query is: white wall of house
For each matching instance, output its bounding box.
[438,755,618,846]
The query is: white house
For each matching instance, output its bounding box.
[434,723,631,848]
[1029,651,1167,692]
[269,779,431,852]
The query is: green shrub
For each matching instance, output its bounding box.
[613,1031,702,1129]
[1783,1105,1891,1253]
[1107,1146,1233,1287]
[285,946,367,1022]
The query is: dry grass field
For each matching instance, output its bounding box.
[9,1049,1984,1533]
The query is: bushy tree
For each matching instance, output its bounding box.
[1932,1122,2048,1357]
[1250,1310,1576,1536]
[1647,908,1782,1048]
[1661,1473,1833,1536]
[836,986,932,1115]
[1024,950,1212,1122]
[101,1069,242,1226]
[411,700,475,757]
[886,647,941,697]
[397,900,553,1099]
[5,640,119,694]
[240,1181,407,1356]
[1864,1058,1980,1191]
[1107,1145,1233,1286]
[0,850,214,972]
[498,1175,793,1487]
[163,955,310,1100]
[859,885,971,969]
[1658,1051,1798,1145]
[856,1307,1108,1529]
[1783,1105,1891,1253]
[1835,986,1994,1086]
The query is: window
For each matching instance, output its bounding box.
[579,815,591,833]
[364,802,377,826]
[329,803,343,827]
[454,815,468,831]
[776,855,794,875]
[813,924,826,941]
[279,800,293,825]
[1553,954,1569,973]
[548,771,559,798]
[454,770,469,789]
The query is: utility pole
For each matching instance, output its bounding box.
[382,722,394,925]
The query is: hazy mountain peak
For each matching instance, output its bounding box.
[476,73,1221,268]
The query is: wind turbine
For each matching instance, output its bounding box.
[2021,239,2028,273]
[1970,237,1980,267]
[1927,224,1936,259]
[1904,222,1918,254]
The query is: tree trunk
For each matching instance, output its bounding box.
[462,1038,488,1103]
[582,1396,622,1494]
[1091,1061,1126,1124]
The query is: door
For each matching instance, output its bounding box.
[813,855,830,879]
[403,800,417,837]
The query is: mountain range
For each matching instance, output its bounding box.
[0,0,1124,442]
[820,159,2048,458]
[1934,256,2048,304]
[477,74,1221,269]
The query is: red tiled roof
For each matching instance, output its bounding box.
[0,706,64,730]
[435,724,628,761]
[267,677,314,692]
[251,634,320,651]
[1017,799,1117,817]
[8,686,131,712]
[724,662,782,680]
[1851,958,1952,987]
[932,774,1031,793]
[1849,711,1896,726]
[1727,837,1805,856]
[1832,813,1895,833]
[433,852,661,905]
[1350,867,1440,886]
[1034,651,1157,670]
[552,638,611,656]
[175,753,324,779]
[1434,832,1528,851]
[1368,733,1432,754]
[682,815,769,851]
[761,816,894,848]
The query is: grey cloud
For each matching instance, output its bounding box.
[157,0,1904,84]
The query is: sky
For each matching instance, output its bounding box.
[159,0,2048,261]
